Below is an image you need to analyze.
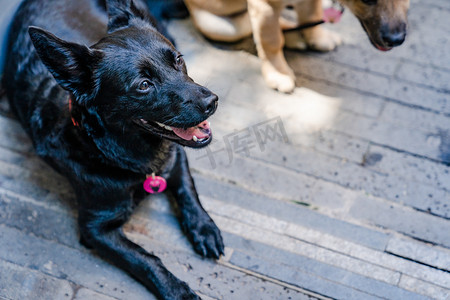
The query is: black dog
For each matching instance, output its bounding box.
[2,0,223,299]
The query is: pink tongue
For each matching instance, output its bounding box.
[172,121,211,141]
[323,7,342,23]
[376,45,392,52]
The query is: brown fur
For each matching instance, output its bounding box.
[184,0,410,93]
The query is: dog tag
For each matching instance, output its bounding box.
[323,7,342,23]
[143,174,167,194]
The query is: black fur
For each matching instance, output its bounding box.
[2,0,223,299]
[146,0,189,20]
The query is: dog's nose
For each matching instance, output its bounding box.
[381,24,407,47]
[382,31,406,47]
[201,94,218,115]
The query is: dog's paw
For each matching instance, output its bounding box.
[186,217,224,259]
[259,54,296,93]
[262,65,296,93]
[266,73,296,93]
[303,27,342,52]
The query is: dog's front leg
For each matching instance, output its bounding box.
[77,188,200,300]
[247,0,296,93]
[167,147,224,259]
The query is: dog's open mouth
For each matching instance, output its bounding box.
[359,21,394,52]
[135,118,212,147]
[374,44,392,52]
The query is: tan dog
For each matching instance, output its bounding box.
[184,0,410,93]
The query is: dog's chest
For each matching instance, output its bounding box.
[148,141,177,177]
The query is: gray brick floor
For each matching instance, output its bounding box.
[0,0,449,299]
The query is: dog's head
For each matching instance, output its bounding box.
[29,0,217,149]
[340,0,410,51]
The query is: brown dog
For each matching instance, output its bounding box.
[184,0,410,93]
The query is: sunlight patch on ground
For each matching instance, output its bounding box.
[261,87,341,136]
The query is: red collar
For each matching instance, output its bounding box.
[68,97,80,127]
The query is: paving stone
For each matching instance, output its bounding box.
[221,67,384,120]
[225,233,429,300]
[413,0,450,10]
[295,75,384,118]
[312,44,400,77]
[0,259,74,300]
[201,196,392,274]
[130,199,409,299]
[210,213,400,286]
[73,288,117,300]
[395,1,450,70]
[229,250,383,300]
[318,25,450,93]
[331,110,447,162]
[386,237,450,271]
[365,144,450,192]
[0,192,79,249]
[286,52,450,114]
[128,232,317,300]
[0,225,155,300]
[204,199,450,292]
[396,61,450,92]
[125,206,319,299]
[0,115,33,153]
[186,147,318,205]
[349,195,450,249]
[294,130,369,164]
[0,147,76,210]
[191,173,391,251]
[0,171,74,212]
[131,193,401,289]
[380,102,450,132]
[399,275,450,300]
[218,134,449,218]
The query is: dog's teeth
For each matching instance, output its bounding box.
[154,122,173,131]
[155,121,165,128]
[193,136,198,142]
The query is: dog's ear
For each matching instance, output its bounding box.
[106,0,149,33]
[28,26,103,103]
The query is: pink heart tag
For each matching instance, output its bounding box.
[143,175,167,194]
[323,7,342,23]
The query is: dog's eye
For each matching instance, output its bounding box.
[175,55,184,66]
[361,0,377,5]
[138,80,152,92]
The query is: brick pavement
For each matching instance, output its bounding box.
[0,0,449,299]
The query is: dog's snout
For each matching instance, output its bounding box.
[381,23,407,47]
[195,86,218,115]
[202,93,218,115]
[382,31,406,47]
